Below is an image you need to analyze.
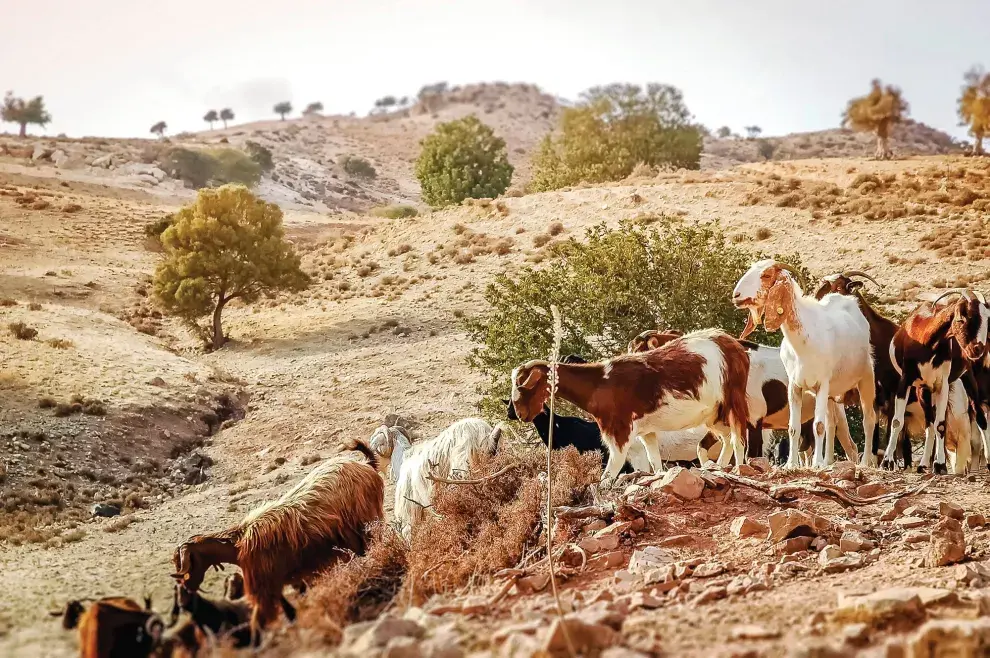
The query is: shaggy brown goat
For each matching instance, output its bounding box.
[171,440,384,644]
[53,596,163,658]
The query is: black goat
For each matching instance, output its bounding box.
[169,584,255,648]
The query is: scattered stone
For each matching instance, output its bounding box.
[588,551,626,570]
[91,154,114,168]
[830,461,857,481]
[834,587,955,624]
[654,466,705,500]
[594,534,621,552]
[818,545,842,566]
[730,625,780,640]
[382,636,422,658]
[148,376,167,387]
[515,574,550,594]
[903,505,926,517]
[768,509,829,542]
[747,457,770,474]
[811,537,827,552]
[953,562,990,586]
[32,145,52,161]
[856,482,888,497]
[621,592,664,610]
[839,531,874,553]
[692,563,726,578]
[578,537,603,554]
[628,546,677,574]
[91,502,121,518]
[733,463,760,477]
[904,531,931,544]
[822,553,865,574]
[894,516,927,529]
[894,618,990,656]
[775,562,811,576]
[659,534,692,547]
[691,585,727,605]
[349,616,425,653]
[940,501,965,520]
[572,601,624,630]
[926,517,966,568]
[968,513,987,529]
[542,618,617,657]
[641,566,674,585]
[778,536,813,555]
[731,516,768,539]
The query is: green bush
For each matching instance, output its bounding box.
[245,141,274,172]
[158,147,261,189]
[415,115,513,207]
[463,217,810,416]
[341,155,377,179]
[370,204,418,219]
[530,83,702,192]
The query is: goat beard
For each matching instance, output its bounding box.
[739,306,764,339]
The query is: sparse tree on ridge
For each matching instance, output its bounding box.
[757,139,776,161]
[716,126,732,139]
[959,66,990,156]
[150,121,167,138]
[274,101,293,120]
[2,92,52,137]
[220,108,234,129]
[203,109,219,129]
[842,79,909,160]
[302,101,324,116]
[745,125,762,139]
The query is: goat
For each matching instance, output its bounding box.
[884,289,989,473]
[169,584,253,648]
[369,418,501,538]
[511,328,750,482]
[733,260,878,469]
[628,329,859,465]
[502,397,712,469]
[53,596,163,658]
[171,439,384,645]
[814,270,920,468]
[223,572,245,601]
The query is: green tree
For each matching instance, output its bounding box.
[415,115,513,207]
[530,83,701,191]
[203,109,219,129]
[274,101,293,120]
[154,185,309,349]
[150,121,167,138]
[757,139,776,161]
[959,66,990,156]
[302,101,324,116]
[463,217,809,415]
[2,92,52,137]
[245,141,274,172]
[716,126,732,138]
[219,108,235,129]
[842,79,909,160]
[745,125,762,139]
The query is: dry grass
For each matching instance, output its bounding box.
[8,321,37,340]
[533,233,552,248]
[27,302,42,311]
[0,298,16,307]
[45,338,74,349]
[103,516,136,533]
[547,221,565,236]
[402,446,599,604]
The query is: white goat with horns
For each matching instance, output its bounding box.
[732,259,878,469]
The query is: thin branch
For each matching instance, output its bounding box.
[706,470,934,507]
[425,465,516,485]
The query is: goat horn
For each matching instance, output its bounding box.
[976,291,988,305]
[932,289,966,307]
[841,270,881,288]
[775,262,804,285]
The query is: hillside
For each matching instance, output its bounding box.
[4,152,990,655]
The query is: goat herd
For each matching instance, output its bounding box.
[52,259,990,657]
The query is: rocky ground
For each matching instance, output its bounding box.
[2,140,990,655]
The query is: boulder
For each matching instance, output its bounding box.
[654,466,704,500]
[91,502,121,518]
[91,154,114,168]
[940,501,965,520]
[967,513,986,529]
[768,509,830,542]
[926,517,966,567]
[32,145,52,161]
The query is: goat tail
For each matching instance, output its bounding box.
[343,438,379,472]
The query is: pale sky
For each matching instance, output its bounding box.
[2,0,988,140]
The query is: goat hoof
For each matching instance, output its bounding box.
[933,462,948,475]
[880,458,896,471]
[916,465,928,474]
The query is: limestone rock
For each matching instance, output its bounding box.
[730,515,768,538]
[628,546,677,574]
[91,153,114,168]
[747,457,770,473]
[768,509,829,542]
[830,461,857,481]
[894,516,927,529]
[542,618,617,657]
[893,617,990,656]
[839,530,874,553]
[967,513,987,529]
[856,482,889,497]
[834,587,955,624]
[925,517,966,568]
[655,466,704,500]
[940,501,965,520]
[822,553,865,574]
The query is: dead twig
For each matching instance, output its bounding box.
[709,470,934,507]
[428,575,518,616]
[553,503,616,522]
[426,464,516,485]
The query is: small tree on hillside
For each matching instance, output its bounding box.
[716,126,732,139]
[150,121,168,138]
[842,79,909,160]
[2,92,52,137]
[203,110,219,129]
[154,185,309,349]
[220,108,235,129]
[745,125,762,139]
[530,83,702,191]
[416,115,513,207]
[302,102,324,116]
[757,138,776,161]
[959,66,990,156]
[274,102,293,120]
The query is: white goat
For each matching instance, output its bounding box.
[733,260,878,469]
[368,418,501,538]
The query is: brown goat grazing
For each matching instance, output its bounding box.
[224,572,245,600]
[171,439,384,644]
[512,328,750,481]
[54,596,163,658]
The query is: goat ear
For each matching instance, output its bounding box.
[647,336,662,350]
[516,367,544,390]
[740,311,758,339]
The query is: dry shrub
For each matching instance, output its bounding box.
[103,516,135,533]
[453,250,474,265]
[45,338,74,349]
[754,227,772,240]
[0,298,16,307]
[776,192,801,208]
[547,221,565,236]
[402,446,599,605]
[387,244,412,257]
[8,321,37,340]
[296,524,408,645]
[625,162,656,179]
[62,203,83,214]
[533,233,552,248]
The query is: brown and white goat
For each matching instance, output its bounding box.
[511,328,750,481]
[628,329,859,465]
[53,596,163,658]
[884,289,989,473]
[733,260,878,469]
[171,440,385,644]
